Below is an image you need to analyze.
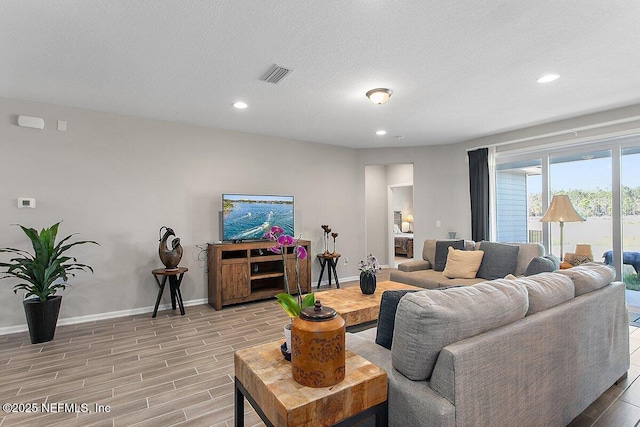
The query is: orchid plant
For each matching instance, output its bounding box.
[359,253,381,276]
[263,226,314,317]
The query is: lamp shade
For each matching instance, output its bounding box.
[405,214,414,223]
[540,195,583,223]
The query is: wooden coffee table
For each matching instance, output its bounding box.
[314,281,423,327]
[234,340,388,426]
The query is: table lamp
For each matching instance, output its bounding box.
[540,195,583,261]
[405,214,414,233]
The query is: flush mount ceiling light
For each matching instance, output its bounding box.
[537,74,560,83]
[233,101,248,109]
[376,130,387,135]
[366,88,392,104]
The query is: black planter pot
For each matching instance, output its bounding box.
[359,272,377,294]
[23,295,62,344]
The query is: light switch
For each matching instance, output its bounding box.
[436,220,441,227]
[57,120,67,131]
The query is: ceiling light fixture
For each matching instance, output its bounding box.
[366,88,392,104]
[376,130,387,135]
[233,101,248,109]
[537,74,560,83]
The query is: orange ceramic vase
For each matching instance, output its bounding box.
[291,300,346,388]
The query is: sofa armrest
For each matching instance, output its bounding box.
[398,259,432,272]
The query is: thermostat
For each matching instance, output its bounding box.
[18,198,36,209]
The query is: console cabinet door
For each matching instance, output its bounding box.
[221,262,250,300]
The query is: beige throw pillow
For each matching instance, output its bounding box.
[442,247,484,279]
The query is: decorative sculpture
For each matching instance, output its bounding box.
[158,226,183,270]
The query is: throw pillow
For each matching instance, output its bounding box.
[525,257,553,276]
[524,255,559,276]
[434,239,465,271]
[442,247,484,279]
[375,289,420,349]
[476,242,520,280]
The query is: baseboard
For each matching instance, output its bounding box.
[0,298,209,337]
[0,275,364,336]
[316,275,359,288]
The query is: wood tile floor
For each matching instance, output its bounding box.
[1,269,640,427]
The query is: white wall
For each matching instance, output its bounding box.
[0,97,364,329]
[364,165,388,265]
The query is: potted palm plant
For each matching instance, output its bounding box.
[0,222,97,344]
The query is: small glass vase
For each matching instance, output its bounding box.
[359,272,377,294]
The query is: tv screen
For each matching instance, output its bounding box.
[222,194,294,241]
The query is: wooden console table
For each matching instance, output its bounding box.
[207,240,311,310]
[234,340,388,426]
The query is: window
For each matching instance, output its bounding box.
[494,134,640,284]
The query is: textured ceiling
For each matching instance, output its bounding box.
[2,1,640,148]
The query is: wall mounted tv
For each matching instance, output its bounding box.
[222,194,294,242]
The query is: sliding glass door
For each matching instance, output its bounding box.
[495,135,640,289]
[548,150,612,264]
[621,147,640,296]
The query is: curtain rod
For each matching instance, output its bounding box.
[466,115,640,152]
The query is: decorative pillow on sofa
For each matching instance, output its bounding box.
[434,240,465,271]
[476,242,520,280]
[375,289,420,349]
[391,280,528,381]
[524,254,561,276]
[442,248,484,279]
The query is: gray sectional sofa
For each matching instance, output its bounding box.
[390,239,545,288]
[346,263,629,427]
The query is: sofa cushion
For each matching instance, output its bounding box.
[398,259,431,272]
[391,281,528,381]
[375,289,420,349]
[434,240,465,271]
[524,254,560,276]
[476,242,519,280]
[514,273,574,315]
[554,262,615,296]
[442,248,484,279]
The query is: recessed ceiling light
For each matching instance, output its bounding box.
[536,74,560,83]
[233,101,248,109]
[376,130,387,136]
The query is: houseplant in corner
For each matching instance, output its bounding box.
[263,225,314,355]
[359,254,381,294]
[0,222,98,344]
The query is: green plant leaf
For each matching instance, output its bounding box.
[275,293,300,317]
[0,223,97,300]
[301,293,315,309]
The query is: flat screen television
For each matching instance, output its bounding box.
[222,194,294,242]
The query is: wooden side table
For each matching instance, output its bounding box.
[234,340,388,426]
[317,253,341,288]
[151,267,188,318]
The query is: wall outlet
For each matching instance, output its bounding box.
[344,257,348,266]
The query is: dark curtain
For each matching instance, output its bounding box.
[468,148,489,242]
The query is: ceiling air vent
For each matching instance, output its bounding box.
[260,64,294,84]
